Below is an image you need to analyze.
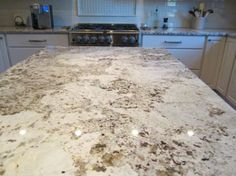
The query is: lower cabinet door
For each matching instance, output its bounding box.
[226,59,236,107]
[201,37,225,89]
[8,47,42,66]
[168,49,203,70]
[217,38,236,95]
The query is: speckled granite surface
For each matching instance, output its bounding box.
[0,47,236,176]
[0,27,68,34]
[141,28,236,37]
[1,27,236,37]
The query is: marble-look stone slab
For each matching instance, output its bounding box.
[0,47,236,176]
[141,28,236,37]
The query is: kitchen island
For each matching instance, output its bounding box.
[0,47,236,176]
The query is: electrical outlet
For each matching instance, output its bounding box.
[167,1,176,7]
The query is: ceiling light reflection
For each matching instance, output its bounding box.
[19,129,27,136]
[187,130,194,137]
[131,129,139,136]
[74,130,82,137]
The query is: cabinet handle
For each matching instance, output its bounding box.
[164,41,182,44]
[28,40,47,43]
[208,39,220,42]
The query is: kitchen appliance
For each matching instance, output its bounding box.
[69,23,139,47]
[30,3,54,29]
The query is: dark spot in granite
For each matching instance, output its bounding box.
[200,136,212,143]
[61,170,66,174]
[0,163,5,176]
[156,170,174,176]
[100,78,138,95]
[140,142,150,147]
[139,131,149,138]
[149,144,158,154]
[186,151,193,156]
[217,126,229,136]
[172,140,184,147]
[90,143,107,155]
[92,164,106,172]
[193,144,201,148]
[102,151,123,166]
[7,139,16,143]
[209,107,225,117]
[73,157,86,175]
[110,96,138,109]
[160,141,175,151]
[201,157,210,161]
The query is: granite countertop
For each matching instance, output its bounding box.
[141,28,236,37]
[0,27,69,34]
[0,47,236,176]
[1,26,236,37]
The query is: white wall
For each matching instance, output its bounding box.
[0,0,236,29]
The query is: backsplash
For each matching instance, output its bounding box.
[143,0,236,29]
[0,0,236,29]
[0,0,73,27]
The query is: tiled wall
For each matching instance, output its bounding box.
[143,0,236,29]
[0,0,73,27]
[0,0,236,29]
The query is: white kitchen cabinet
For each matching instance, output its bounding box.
[0,34,10,72]
[168,49,203,70]
[226,58,236,107]
[217,38,236,96]
[142,35,205,76]
[7,34,69,66]
[201,36,226,89]
[142,35,205,49]
[8,48,42,66]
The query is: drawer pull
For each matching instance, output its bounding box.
[208,39,220,42]
[28,40,47,43]
[164,41,182,44]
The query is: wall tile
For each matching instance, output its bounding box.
[0,0,235,29]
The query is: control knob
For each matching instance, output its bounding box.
[129,36,136,45]
[121,36,128,44]
[99,36,105,43]
[82,35,89,43]
[76,36,82,43]
[90,36,97,44]
[105,36,112,44]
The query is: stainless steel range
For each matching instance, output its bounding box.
[69,23,139,47]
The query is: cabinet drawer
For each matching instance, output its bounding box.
[168,49,203,70]
[8,48,42,65]
[142,35,205,49]
[7,34,69,47]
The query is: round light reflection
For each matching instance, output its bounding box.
[74,130,82,137]
[131,129,139,136]
[187,130,194,137]
[19,129,27,136]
